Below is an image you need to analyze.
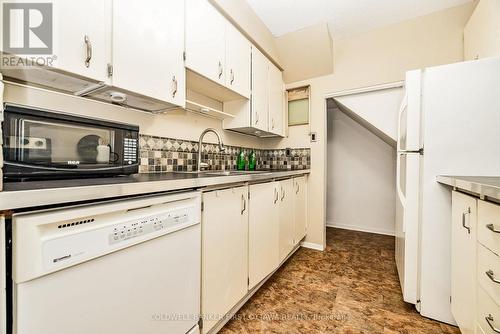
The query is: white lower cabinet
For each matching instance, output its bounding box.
[201,186,248,333]
[451,191,477,334]
[248,181,280,290]
[293,176,308,245]
[451,190,500,334]
[279,179,294,262]
[202,176,308,332]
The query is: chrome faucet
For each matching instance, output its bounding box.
[197,128,225,172]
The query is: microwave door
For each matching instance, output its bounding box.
[17,119,116,168]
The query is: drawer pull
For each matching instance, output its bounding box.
[486,314,500,333]
[486,270,500,284]
[487,224,500,234]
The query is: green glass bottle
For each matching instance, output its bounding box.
[237,150,246,171]
[248,151,256,171]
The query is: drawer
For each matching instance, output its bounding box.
[478,286,500,334]
[479,243,500,305]
[478,200,500,256]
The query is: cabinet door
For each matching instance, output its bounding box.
[112,0,185,106]
[293,176,307,245]
[225,24,251,99]
[185,0,226,85]
[53,0,111,83]
[249,182,279,289]
[269,64,284,136]
[279,179,295,262]
[0,215,5,334]
[451,190,477,334]
[202,187,248,333]
[251,47,269,132]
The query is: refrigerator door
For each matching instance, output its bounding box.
[398,70,422,152]
[395,151,421,305]
[419,57,500,325]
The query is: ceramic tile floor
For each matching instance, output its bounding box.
[220,227,460,334]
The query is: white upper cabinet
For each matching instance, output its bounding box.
[251,47,270,132]
[269,63,284,136]
[225,24,251,99]
[223,46,285,137]
[53,0,112,83]
[112,0,185,106]
[185,0,226,86]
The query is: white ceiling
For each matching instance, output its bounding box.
[246,0,473,37]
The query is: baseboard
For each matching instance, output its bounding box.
[300,241,325,251]
[327,221,395,236]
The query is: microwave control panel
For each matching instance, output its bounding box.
[123,138,137,165]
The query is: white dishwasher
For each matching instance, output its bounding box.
[11,191,201,334]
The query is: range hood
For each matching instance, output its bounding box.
[81,85,180,113]
[1,59,181,113]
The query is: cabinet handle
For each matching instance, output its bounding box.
[84,35,93,68]
[487,224,500,234]
[274,188,278,204]
[462,207,471,234]
[486,270,500,284]
[172,76,178,98]
[230,69,235,84]
[272,118,275,129]
[486,314,500,333]
[281,187,285,201]
[255,112,259,124]
[218,61,223,79]
[296,183,300,194]
[241,194,246,215]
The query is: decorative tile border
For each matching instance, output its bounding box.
[138,135,311,173]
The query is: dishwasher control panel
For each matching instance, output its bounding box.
[108,208,190,245]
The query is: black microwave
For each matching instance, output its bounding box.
[2,104,139,181]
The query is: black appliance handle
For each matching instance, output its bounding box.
[4,161,138,172]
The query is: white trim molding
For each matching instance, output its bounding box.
[325,81,404,99]
[300,241,325,251]
[326,221,395,236]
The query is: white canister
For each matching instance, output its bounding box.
[96,145,111,164]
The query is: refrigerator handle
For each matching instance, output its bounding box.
[397,92,408,152]
[396,152,407,231]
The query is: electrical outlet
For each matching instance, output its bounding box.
[310,132,317,142]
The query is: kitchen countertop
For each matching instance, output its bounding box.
[437,175,500,201]
[0,170,310,211]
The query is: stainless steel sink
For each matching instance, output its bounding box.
[205,170,269,176]
[174,170,269,177]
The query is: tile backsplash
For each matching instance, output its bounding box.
[139,134,311,173]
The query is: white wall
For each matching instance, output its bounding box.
[269,2,475,249]
[464,0,500,60]
[327,107,397,235]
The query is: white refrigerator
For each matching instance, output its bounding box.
[395,57,500,324]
